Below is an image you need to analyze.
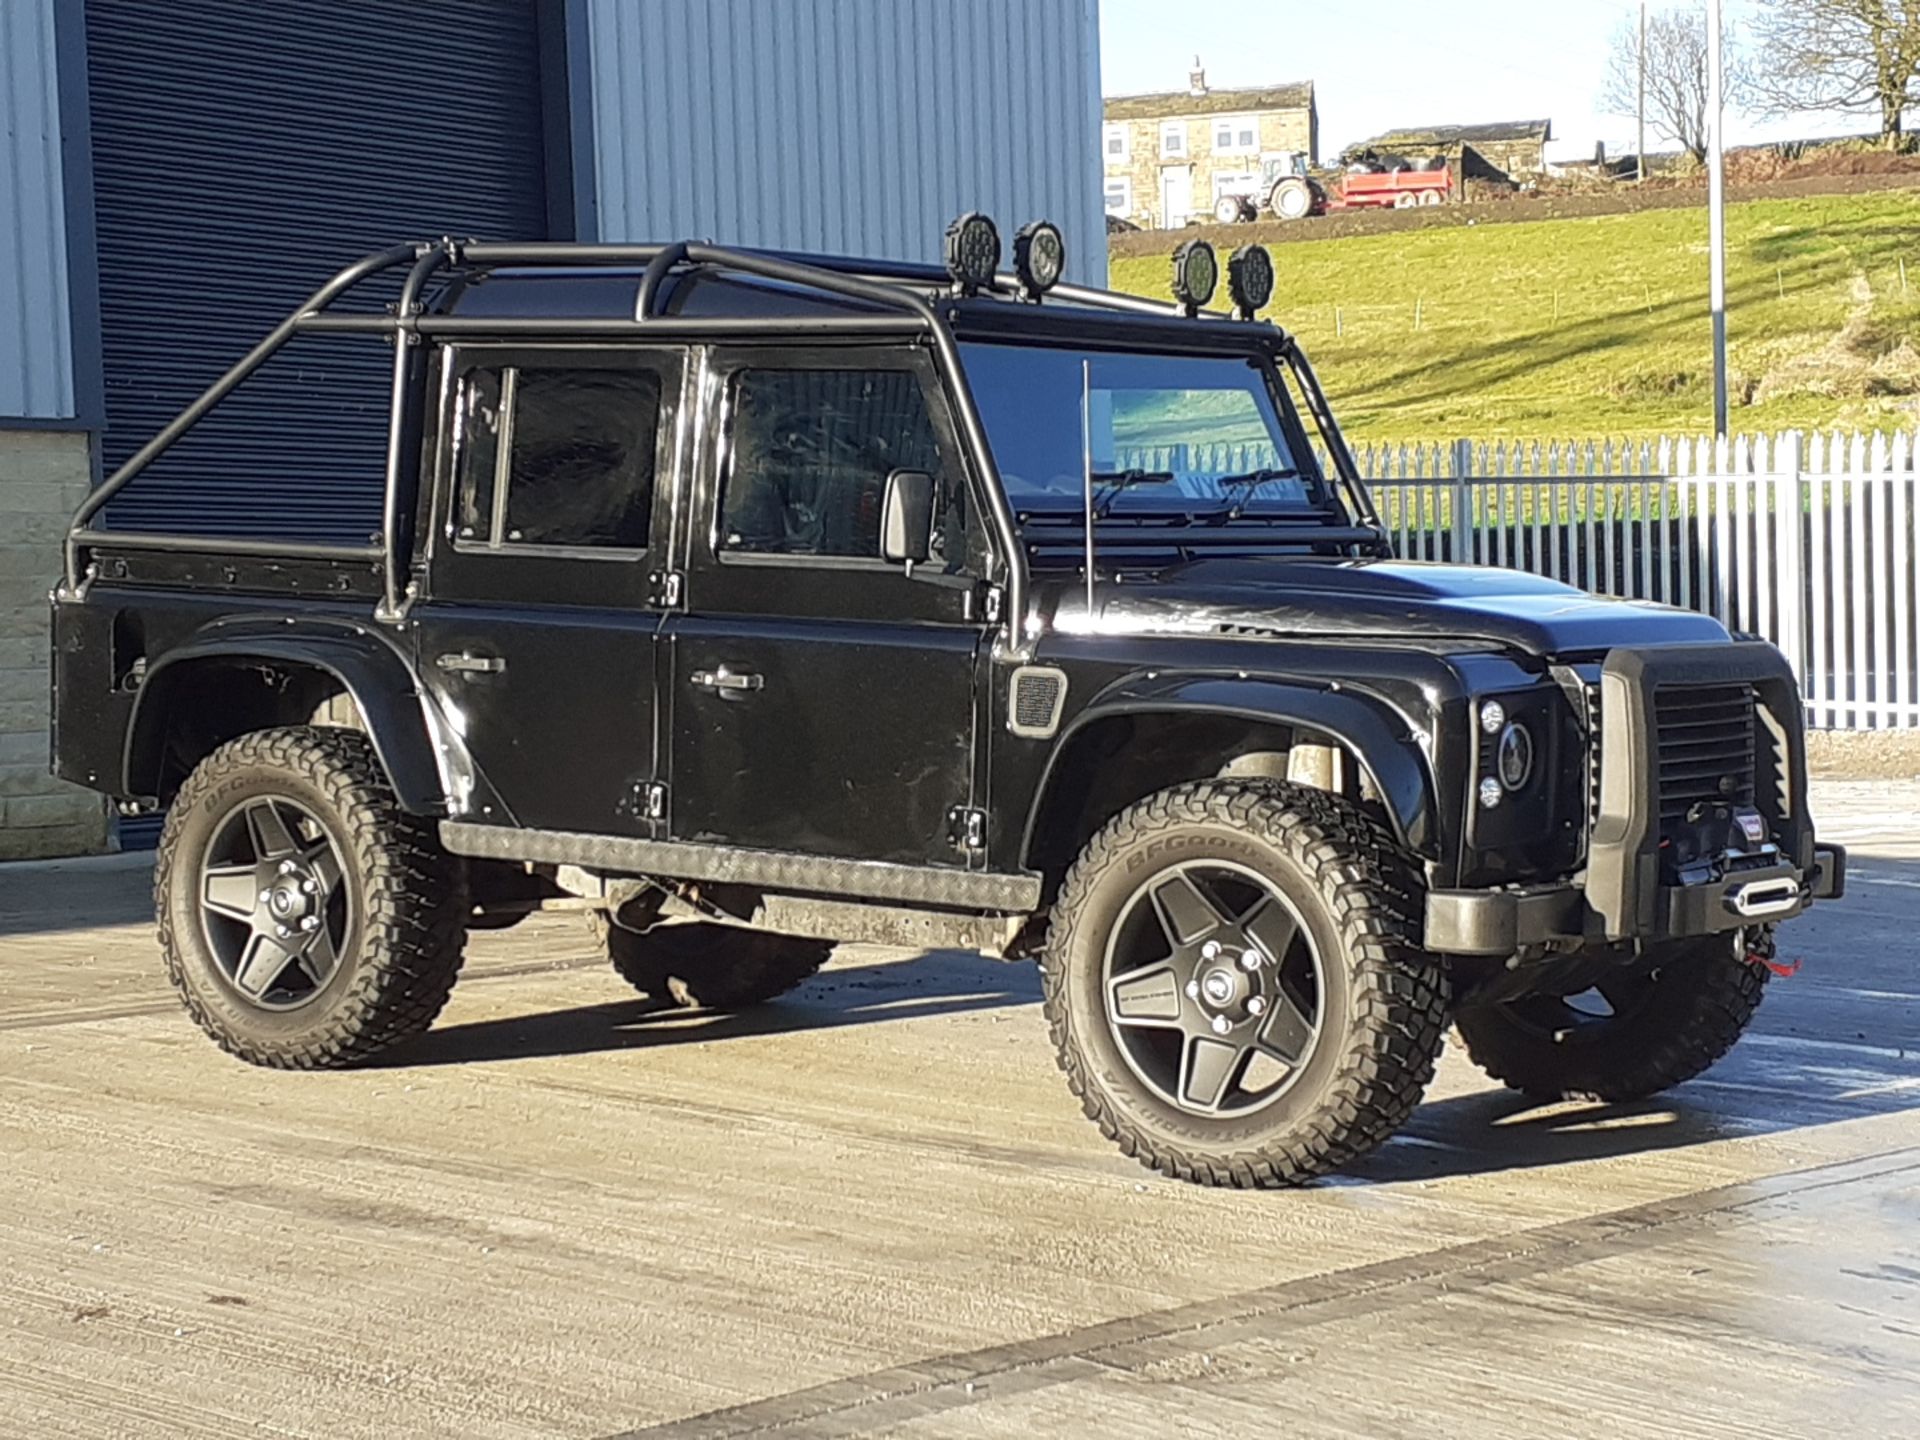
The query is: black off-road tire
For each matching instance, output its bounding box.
[155,727,468,1068]
[603,922,830,1010]
[1454,932,1769,1102]
[1042,780,1448,1187]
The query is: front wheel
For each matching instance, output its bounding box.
[1454,931,1770,1102]
[155,727,468,1068]
[1042,781,1447,1187]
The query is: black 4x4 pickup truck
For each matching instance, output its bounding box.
[50,219,1844,1186]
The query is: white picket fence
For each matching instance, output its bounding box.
[1121,431,1920,730]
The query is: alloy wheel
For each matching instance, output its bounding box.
[197,796,351,1011]
[1101,860,1325,1117]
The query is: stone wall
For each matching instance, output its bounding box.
[1,428,109,859]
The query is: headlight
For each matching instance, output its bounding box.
[1497,721,1534,791]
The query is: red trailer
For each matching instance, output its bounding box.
[1326,164,1451,210]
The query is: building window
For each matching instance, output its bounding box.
[1160,121,1187,158]
[1212,114,1258,155]
[1104,177,1133,215]
[454,367,660,551]
[1103,123,1129,161]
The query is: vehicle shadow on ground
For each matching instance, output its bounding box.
[0,859,155,938]
[378,949,1042,1069]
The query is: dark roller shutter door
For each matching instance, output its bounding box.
[87,0,555,543]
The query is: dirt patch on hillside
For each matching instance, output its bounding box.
[1751,273,1920,415]
[1108,171,1920,256]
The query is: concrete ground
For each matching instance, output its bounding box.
[1,781,1917,1439]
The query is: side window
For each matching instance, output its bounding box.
[453,367,661,551]
[718,367,961,564]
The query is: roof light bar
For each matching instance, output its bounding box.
[1227,244,1274,320]
[1170,238,1217,316]
[1012,220,1066,299]
[944,212,1001,295]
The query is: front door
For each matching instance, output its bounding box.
[1162,167,1192,228]
[663,346,988,866]
[411,344,686,836]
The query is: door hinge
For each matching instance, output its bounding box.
[948,806,988,854]
[982,585,1004,625]
[651,569,685,607]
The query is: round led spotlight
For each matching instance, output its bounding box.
[1497,722,1535,791]
[1479,699,1506,735]
[1170,238,1218,315]
[944,212,1001,295]
[1227,244,1274,319]
[1477,776,1504,810]
[1013,220,1066,298]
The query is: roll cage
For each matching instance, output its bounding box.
[59,236,1385,650]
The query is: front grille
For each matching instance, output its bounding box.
[1654,683,1757,827]
[1583,679,1603,829]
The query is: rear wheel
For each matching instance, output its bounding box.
[603,921,830,1010]
[1393,191,1419,209]
[1453,931,1770,1101]
[1043,781,1447,1187]
[1417,189,1443,206]
[1269,176,1314,221]
[156,727,468,1068]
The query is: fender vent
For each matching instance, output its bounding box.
[1008,666,1068,739]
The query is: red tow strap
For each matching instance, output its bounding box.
[1752,952,1801,978]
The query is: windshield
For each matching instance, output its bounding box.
[958,343,1331,517]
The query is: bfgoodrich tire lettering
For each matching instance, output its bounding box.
[1043,780,1447,1187]
[155,727,468,1068]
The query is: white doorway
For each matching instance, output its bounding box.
[1161,168,1191,228]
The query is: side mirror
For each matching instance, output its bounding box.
[880,469,935,564]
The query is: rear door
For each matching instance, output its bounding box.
[412,345,687,836]
[662,345,989,866]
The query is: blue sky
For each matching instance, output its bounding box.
[1098,0,1871,162]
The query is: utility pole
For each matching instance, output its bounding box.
[1707,0,1728,437]
[1636,1,1647,183]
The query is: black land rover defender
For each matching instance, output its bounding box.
[50,220,1844,1186]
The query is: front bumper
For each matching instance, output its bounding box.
[1426,841,1846,956]
[1428,639,1838,958]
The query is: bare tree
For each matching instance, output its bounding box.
[1751,0,1920,148]
[1603,5,1746,163]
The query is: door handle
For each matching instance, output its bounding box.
[436,652,506,675]
[689,667,764,697]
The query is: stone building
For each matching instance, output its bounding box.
[1348,119,1554,180]
[1103,61,1318,230]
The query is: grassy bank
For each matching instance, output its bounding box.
[1107,190,1920,445]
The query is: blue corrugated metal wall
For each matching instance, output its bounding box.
[583,0,1105,281]
[0,0,75,420]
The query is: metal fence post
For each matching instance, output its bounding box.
[1775,431,1806,700]
[1450,438,1473,563]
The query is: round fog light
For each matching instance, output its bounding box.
[1478,776,1504,810]
[1497,722,1535,791]
[1479,700,1506,735]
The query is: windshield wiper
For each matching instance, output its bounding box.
[1212,466,1304,520]
[1088,468,1176,518]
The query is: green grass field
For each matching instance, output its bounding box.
[1107,190,1920,446]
